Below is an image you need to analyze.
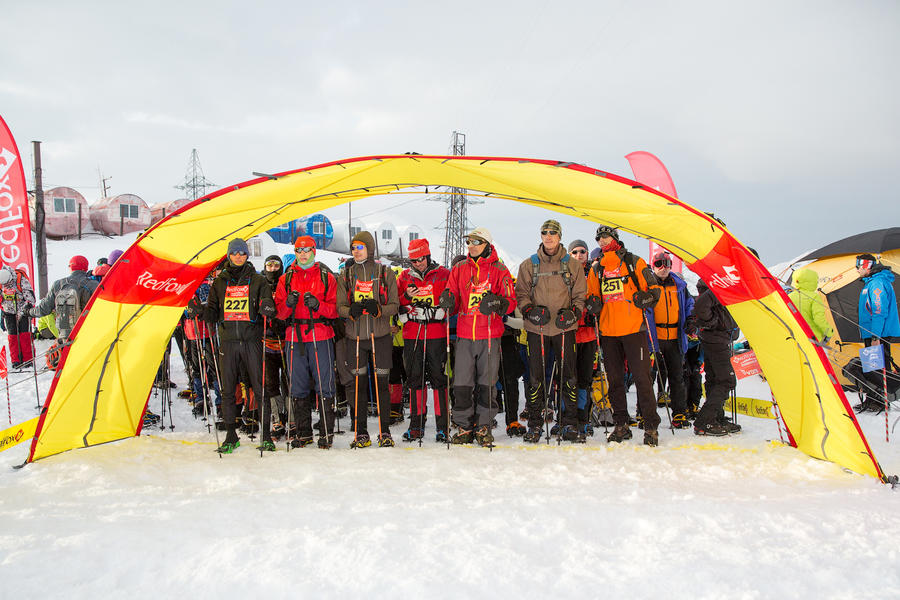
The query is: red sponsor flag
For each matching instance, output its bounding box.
[731,350,762,380]
[0,116,36,280]
[625,151,684,275]
[0,345,8,379]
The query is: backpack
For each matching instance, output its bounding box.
[55,279,89,340]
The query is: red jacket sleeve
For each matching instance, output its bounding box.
[316,270,338,319]
[274,273,292,320]
[446,265,461,315]
[495,265,517,314]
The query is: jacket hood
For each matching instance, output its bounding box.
[791,268,819,292]
[868,265,895,284]
[263,254,283,284]
[351,230,377,260]
[468,244,499,266]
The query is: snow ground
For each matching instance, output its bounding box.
[1,235,899,598]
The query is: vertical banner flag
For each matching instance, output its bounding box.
[0,345,7,379]
[0,116,36,280]
[625,151,684,275]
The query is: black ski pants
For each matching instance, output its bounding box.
[219,338,269,440]
[525,330,577,429]
[499,334,525,426]
[683,344,703,410]
[697,340,736,428]
[657,339,688,416]
[602,331,660,430]
[403,336,448,428]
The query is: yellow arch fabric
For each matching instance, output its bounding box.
[26,156,885,480]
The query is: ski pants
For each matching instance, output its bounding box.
[657,339,688,416]
[287,339,336,399]
[525,330,577,429]
[403,336,449,428]
[696,340,736,428]
[452,337,500,428]
[575,339,597,424]
[2,312,32,364]
[218,338,269,439]
[683,344,703,409]
[602,331,660,430]
[349,334,392,436]
[499,334,525,426]
[188,337,220,404]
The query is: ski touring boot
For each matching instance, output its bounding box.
[561,425,581,443]
[257,440,276,452]
[581,423,594,437]
[506,421,527,437]
[523,427,543,444]
[643,429,659,447]
[451,427,474,445]
[435,430,448,443]
[402,428,425,443]
[671,413,690,429]
[318,435,333,449]
[474,425,494,448]
[291,436,314,449]
[694,421,728,437]
[606,425,633,444]
[378,433,395,448]
[550,423,560,436]
[350,433,372,448]
[217,429,240,454]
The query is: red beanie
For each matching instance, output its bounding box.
[294,235,316,250]
[408,238,430,260]
[69,255,89,271]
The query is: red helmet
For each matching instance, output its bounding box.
[69,255,89,271]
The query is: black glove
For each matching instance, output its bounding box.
[186,296,203,318]
[523,305,551,327]
[349,302,364,319]
[478,292,509,316]
[259,298,277,319]
[286,291,300,308]
[555,307,579,330]
[438,288,455,310]
[362,298,380,316]
[632,288,660,310]
[303,292,319,311]
[685,315,698,336]
[584,295,602,315]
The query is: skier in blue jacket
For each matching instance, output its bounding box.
[856,253,900,369]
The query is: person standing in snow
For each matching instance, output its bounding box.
[440,226,517,447]
[30,255,99,343]
[856,254,900,368]
[646,251,694,429]
[261,254,288,439]
[336,230,400,448]
[567,238,599,439]
[397,237,451,442]
[0,265,36,368]
[584,226,662,446]
[788,268,833,344]
[515,221,587,444]
[197,238,276,454]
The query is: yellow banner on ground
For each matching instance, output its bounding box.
[725,397,776,420]
[0,417,39,453]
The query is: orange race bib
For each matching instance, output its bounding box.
[354,280,374,301]
[602,270,625,303]
[412,283,435,306]
[467,281,489,311]
[224,285,250,321]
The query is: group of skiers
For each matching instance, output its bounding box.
[173,219,759,455]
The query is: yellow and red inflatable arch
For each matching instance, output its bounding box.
[26,155,887,480]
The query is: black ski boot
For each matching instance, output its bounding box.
[318,435,333,449]
[291,436,314,448]
[523,427,543,443]
[561,425,580,443]
[217,427,240,454]
[694,421,727,436]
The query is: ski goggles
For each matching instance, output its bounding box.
[465,238,485,246]
[856,258,875,270]
[350,243,366,251]
[264,260,281,268]
[653,256,673,269]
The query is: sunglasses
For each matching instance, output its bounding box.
[295,247,314,253]
[653,258,672,268]
[570,249,586,255]
[466,238,485,246]
[351,243,366,251]
[228,251,248,256]
[411,256,427,263]
[541,230,560,236]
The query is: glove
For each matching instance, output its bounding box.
[523,305,551,327]
[582,312,595,328]
[362,299,380,316]
[478,292,509,316]
[438,289,455,310]
[303,292,319,311]
[259,298,277,318]
[29,306,39,318]
[408,305,427,321]
[555,307,579,330]
[584,295,602,316]
[286,291,300,308]
[632,289,660,310]
[186,297,202,318]
[349,302,364,319]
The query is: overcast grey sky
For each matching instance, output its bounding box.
[3,0,898,264]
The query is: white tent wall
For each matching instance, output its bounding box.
[365,220,400,257]
[329,218,365,254]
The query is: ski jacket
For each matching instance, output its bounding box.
[398,261,451,341]
[858,266,900,340]
[694,281,738,345]
[586,247,659,338]
[446,245,516,340]
[515,244,587,337]
[263,256,287,348]
[275,262,338,343]
[33,270,98,319]
[647,272,694,354]
[788,268,833,342]
[184,280,212,341]
[204,261,271,343]
[335,232,399,340]
[0,266,36,318]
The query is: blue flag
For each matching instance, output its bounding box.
[859,345,885,373]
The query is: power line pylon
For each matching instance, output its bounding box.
[441,131,482,266]
[174,149,216,201]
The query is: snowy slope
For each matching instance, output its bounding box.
[1,234,899,598]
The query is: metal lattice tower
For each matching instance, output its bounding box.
[174,149,216,201]
[443,131,472,266]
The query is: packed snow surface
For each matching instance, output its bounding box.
[1,235,899,598]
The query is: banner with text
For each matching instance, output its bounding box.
[0,116,35,280]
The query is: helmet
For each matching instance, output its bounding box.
[594,225,619,242]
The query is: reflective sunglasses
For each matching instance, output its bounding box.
[264,260,281,268]
[295,247,314,253]
[541,229,560,236]
[570,249,587,255]
[466,238,485,246]
[411,256,427,263]
[857,258,874,270]
[228,251,248,256]
[350,243,366,251]
[653,257,673,269]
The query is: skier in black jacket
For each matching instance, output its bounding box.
[193,238,276,453]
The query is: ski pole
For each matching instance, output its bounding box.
[884,355,889,443]
[370,330,385,441]
[592,320,609,435]
[413,315,426,447]
[308,305,332,447]
[539,325,550,444]
[557,330,566,445]
[642,310,672,434]
[260,316,268,458]
[353,334,360,445]
[194,319,213,433]
[445,320,451,450]
[286,338,294,452]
